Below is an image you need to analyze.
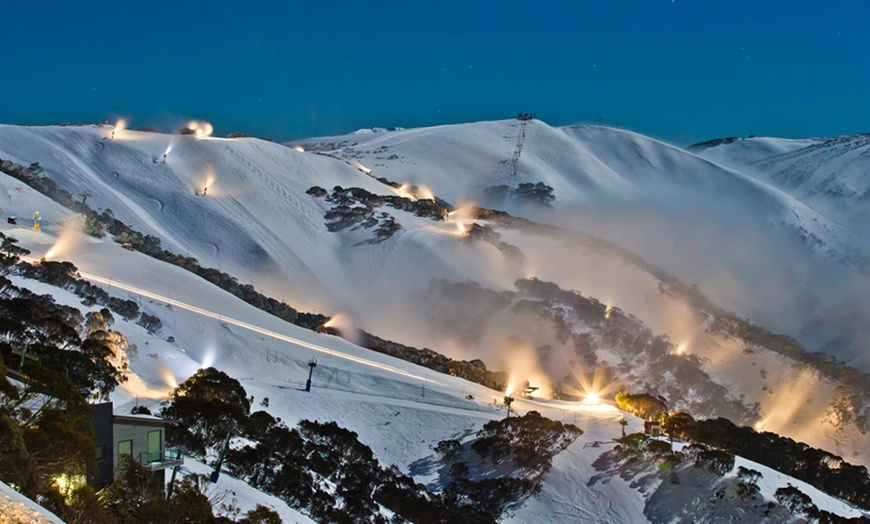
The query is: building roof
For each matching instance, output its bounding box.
[112,412,174,426]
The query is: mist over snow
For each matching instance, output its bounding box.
[1,120,870,521]
[293,120,870,369]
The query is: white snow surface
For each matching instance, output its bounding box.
[694,133,870,235]
[291,120,870,370]
[0,480,64,524]
[0,122,869,521]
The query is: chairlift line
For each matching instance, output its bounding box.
[77,271,439,385]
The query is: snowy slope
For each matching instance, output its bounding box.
[693,133,870,233]
[1,172,868,522]
[291,120,870,369]
[0,480,64,524]
[2,122,870,466]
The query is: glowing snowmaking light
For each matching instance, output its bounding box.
[110,118,126,139]
[351,161,372,175]
[188,120,214,138]
[322,313,346,329]
[604,305,613,319]
[200,347,216,369]
[676,343,687,355]
[447,206,474,236]
[44,226,85,260]
[415,185,434,200]
[583,392,601,406]
[292,145,305,152]
[160,368,178,389]
[395,183,417,201]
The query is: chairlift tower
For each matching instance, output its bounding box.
[306,358,317,392]
[210,431,232,483]
[509,117,529,184]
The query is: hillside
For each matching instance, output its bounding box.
[291,120,870,371]
[691,133,870,235]
[1,224,866,522]
[1,121,869,521]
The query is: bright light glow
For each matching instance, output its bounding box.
[110,118,126,139]
[53,473,86,500]
[395,183,417,201]
[323,312,350,329]
[583,392,601,405]
[200,346,217,369]
[44,220,86,260]
[578,402,618,413]
[604,305,613,319]
[160,367,178,389]
[676,343,687,355]
[415,185,434,200]
[187,120,214,137]
[566,362,622,408]
[78,271,439,385]
[351,161,372,175]
[447,206,475,236]
[394,183,436,201]
[292,145,305,152]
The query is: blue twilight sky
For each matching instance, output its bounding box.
[2,1,868,145]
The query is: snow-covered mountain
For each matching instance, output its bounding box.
[1,121,869,521]
[292,120,870,368]
[691,133,870,235]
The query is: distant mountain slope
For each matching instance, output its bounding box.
[692,133,870,234]
[291,120,870,368]
[0,124,500,318]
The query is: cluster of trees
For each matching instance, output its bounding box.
[51,458,281,524]
[16,256,141,323]
[306,185,453,244]
[433,411,583,518]
[309,185,452,222]
[606,433,869,523]
[603,433,791,520]
[615,392,669,420]
[515,277,759,423]
[461,223,525,263]
[774,484,868,524]
[0,270,271,522]
[469,411,582,474]
[352,330,507,392]
[483,182,555,208]
[162,367,505,523]
[659,413,870,510]
[659,279,870,428]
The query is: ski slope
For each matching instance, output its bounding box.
[0,168,867,522]
[291,120,870,369]
[1,121,870,520]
